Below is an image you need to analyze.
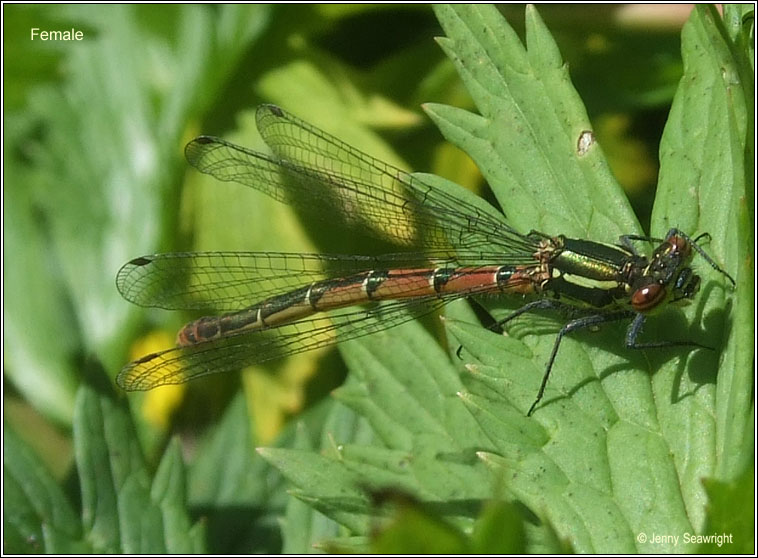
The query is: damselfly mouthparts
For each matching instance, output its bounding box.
[117,104,734,415]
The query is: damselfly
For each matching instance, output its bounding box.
[117,104,734,415]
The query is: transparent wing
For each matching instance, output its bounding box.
[117,251,462,312]
[184,104,539,256]
[117,296,454,390]
[118,105,548,390]
[116,248,542,312]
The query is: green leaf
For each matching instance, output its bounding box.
[187,392,285,554]
[698,463,754,554]
[650,1,754,525]
[8,4,750,555]
[152,440,206,553]
[335,316,488,451]
[427,4,638,239]
[3,118,80,424]
[3,422,82,553]
[370,499,469,554]
[468,500,528,554]
[280,420,343,554]
[366,495,529,554]
[257,446,372,534]
[258,5,752,553]
[73,383,203,553]
[3,4,271,425]
[3,380,204,554]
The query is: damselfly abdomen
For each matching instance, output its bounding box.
[117,104,734,415]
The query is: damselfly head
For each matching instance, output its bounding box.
[629,265,701,312]
[630,232,701,313]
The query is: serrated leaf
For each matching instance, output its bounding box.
[259,5,751,554]
[257,447,372,533]
[152,440,205,553]
[431,5,750,551]
[339,311,491,450]
[261,319,502,537]
[429,4,637,239]
[73,384,203,553]
[280,421,341,554]
[187,393,262,504]
[3,423,83,554]
[651,2,754,527]
[3,5,272,429]
[187,392,284,554]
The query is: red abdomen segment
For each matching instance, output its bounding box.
[177,265,541,346]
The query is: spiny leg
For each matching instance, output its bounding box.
[527,310,633,416]
[624,312,712,351]
[455,299,579,359]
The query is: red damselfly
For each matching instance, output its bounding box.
[117,104,734,415]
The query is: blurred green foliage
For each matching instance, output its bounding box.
[3,3,753,554]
